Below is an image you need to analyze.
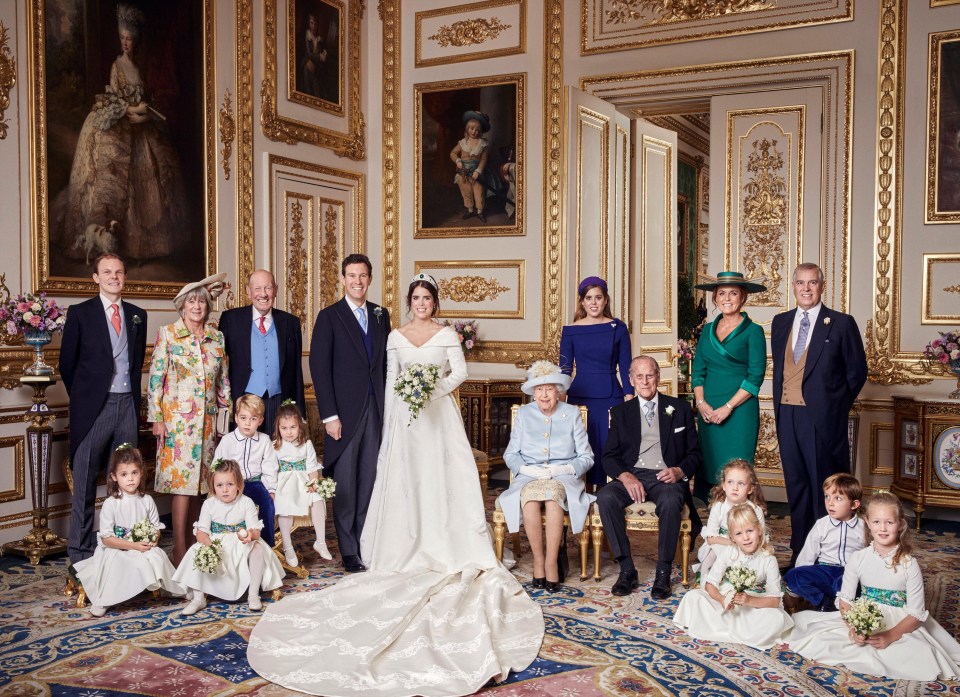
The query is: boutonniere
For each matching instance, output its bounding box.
[665,405,675,416]
[132,315,142,326]
[823,317,831,325]
[373,306,383,325]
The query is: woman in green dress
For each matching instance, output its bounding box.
[691,272,768,500]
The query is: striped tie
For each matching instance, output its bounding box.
[793,311,810,364]
[356,306,367,332]
[644,402,655,426]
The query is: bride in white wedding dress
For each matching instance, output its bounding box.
[247,274,544,696]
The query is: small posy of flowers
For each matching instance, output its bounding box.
[674,338,694,362]
[394,362,442,424]
[130,519,160,543]
[923,330,960,366]
[307,476,337,500]
[843,597,885,637]
[0,292,67,336]
[445,319,479,352]
[373,306,383,325]
[193,539,223,574]
[665,406,675,416]
[724,565,757,592]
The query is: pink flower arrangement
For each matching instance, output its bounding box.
[0,291,67,336]
[675,338,694,362]
[924,330,960,365]
[445,319,479,353]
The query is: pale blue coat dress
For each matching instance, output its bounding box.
[498,401,595,534]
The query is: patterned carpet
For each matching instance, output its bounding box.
[1,504,959,696]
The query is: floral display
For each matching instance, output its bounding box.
[675,338,694,362]
[130,519,160,544]
[193,539,223,574]
[843,597,885,637]
[0,292,67,336]
[307,476,337,500]
[723,564,757,592]
[445,319,479,353]
[394,363,442,424]
[924,330,960,366]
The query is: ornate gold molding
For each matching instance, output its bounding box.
[946,285,960,294]
[219,88,235,181]
[754,410,782,477]
[925,29,960,224]
[381,1,400,320]
[741,135,788,307]
[0,21,15,140]
[237,0,256,296]
[0,435,25,504]
[287,196,309,331]
[0,274,24,348]
[607,0,773,25]
[438,276,510,303]
[321,204,341,308]
[261,0,365,159]
[428,17,510,47]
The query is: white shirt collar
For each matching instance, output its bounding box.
[795,302,822,322]
[344,296,366,313]
[828,515,860,529]
[252,306,273,321]
[233,429,262,443]
[99,294,122,311]
[638,395,658,412]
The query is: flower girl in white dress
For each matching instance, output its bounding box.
[675,503,793,650]
[789,491,960,681]
[273,400,331,565]
[75,444,185,617]
[174,459,284,614]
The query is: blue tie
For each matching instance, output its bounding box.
[644,402,655,426]
[356,306,367,332]
[793,311,810,364]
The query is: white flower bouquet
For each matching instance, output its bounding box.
[130,519,160,543]
[844,597,885,637]
[722,564,758,611]
[307,476,337,500]
[393,363,442,424]
[193,539,223,574]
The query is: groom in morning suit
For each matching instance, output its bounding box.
[596,355,703,600]
[309,254,391,573]
[772,262,867,567]
[59,254,147,564]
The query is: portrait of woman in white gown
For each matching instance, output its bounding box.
[247,273,544,697]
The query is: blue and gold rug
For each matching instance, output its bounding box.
[1,510,959,696]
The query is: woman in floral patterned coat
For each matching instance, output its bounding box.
[148,273,231,565]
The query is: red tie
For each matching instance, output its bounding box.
[110,304,121,336]
[258,316,267,335]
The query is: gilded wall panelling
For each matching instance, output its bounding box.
[416,0,525,68]
[413,260,524,319]
[925,29,960,224]
[755,407,784,488]
[237,0,256,288]
[261,0,365,158]
[283,193,314,336]
[922,254,960,323]
[581,0,851,54]
[219,88,235,181]
[383,0,565,365]
[931,1,960,7]
[869,422,895,476]
[0,435,24,505]
[0,19,14,139]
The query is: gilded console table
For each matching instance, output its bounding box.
[892,395,960,529]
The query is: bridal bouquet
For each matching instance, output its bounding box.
[130,519,160,543]
[307,476,337,500]
[843,597,885,637]
[394,363,442,424]
[722,564,758,610]
[193,539,223,574]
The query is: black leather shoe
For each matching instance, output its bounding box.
[477,211,487,223]
[545,580,562,593]
[462,209,475,219]
[342,555,366,573]
[611,569,639,597]
[651,565,672,600]
[532,577,546,589]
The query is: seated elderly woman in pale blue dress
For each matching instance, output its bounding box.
[498,361,594,592]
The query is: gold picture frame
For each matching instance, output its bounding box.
[287,0,344,116]
[263,0,364,159]
[415,73,525,238]
[926,29,960,224]
[415,0,526,68]
[28,0,217,298]
[414,260,524,319]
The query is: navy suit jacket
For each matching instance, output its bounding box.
[58,297,147,459]
[308,298,391,469]
[218,306,305,415]
[602,393,703,535]
[771,305,867,466]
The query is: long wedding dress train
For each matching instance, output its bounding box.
[247,326,544,696]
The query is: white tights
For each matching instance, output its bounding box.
[277,500,328,551]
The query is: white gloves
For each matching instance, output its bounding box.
[519,465,551,479]
[547,464,575,477]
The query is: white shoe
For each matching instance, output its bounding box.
[248,593,263,612]
[89,605,107,617]
[313,541,333,561]
[180,594,207,616]
[283,547,299,567]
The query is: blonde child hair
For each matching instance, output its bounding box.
[106,444,145,499]
[207,458,244,496]
[726,502,774,555]
[272,400,309,449]
[863,490,912,569]
[709,459,768,513]
[235,393,265,418]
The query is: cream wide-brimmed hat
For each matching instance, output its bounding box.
[521,360,572,395]
[174,272,228,304]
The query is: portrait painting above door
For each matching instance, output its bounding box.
[288,0,343,115]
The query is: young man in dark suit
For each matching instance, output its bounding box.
[218,269,305,436]
[309,254,391,573]
[59,254,147,564]
[771,262,867,567]
[596,355,703,600]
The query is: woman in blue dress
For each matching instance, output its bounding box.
[559,276,634,487]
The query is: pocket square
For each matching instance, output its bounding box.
[674,426,685,433]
